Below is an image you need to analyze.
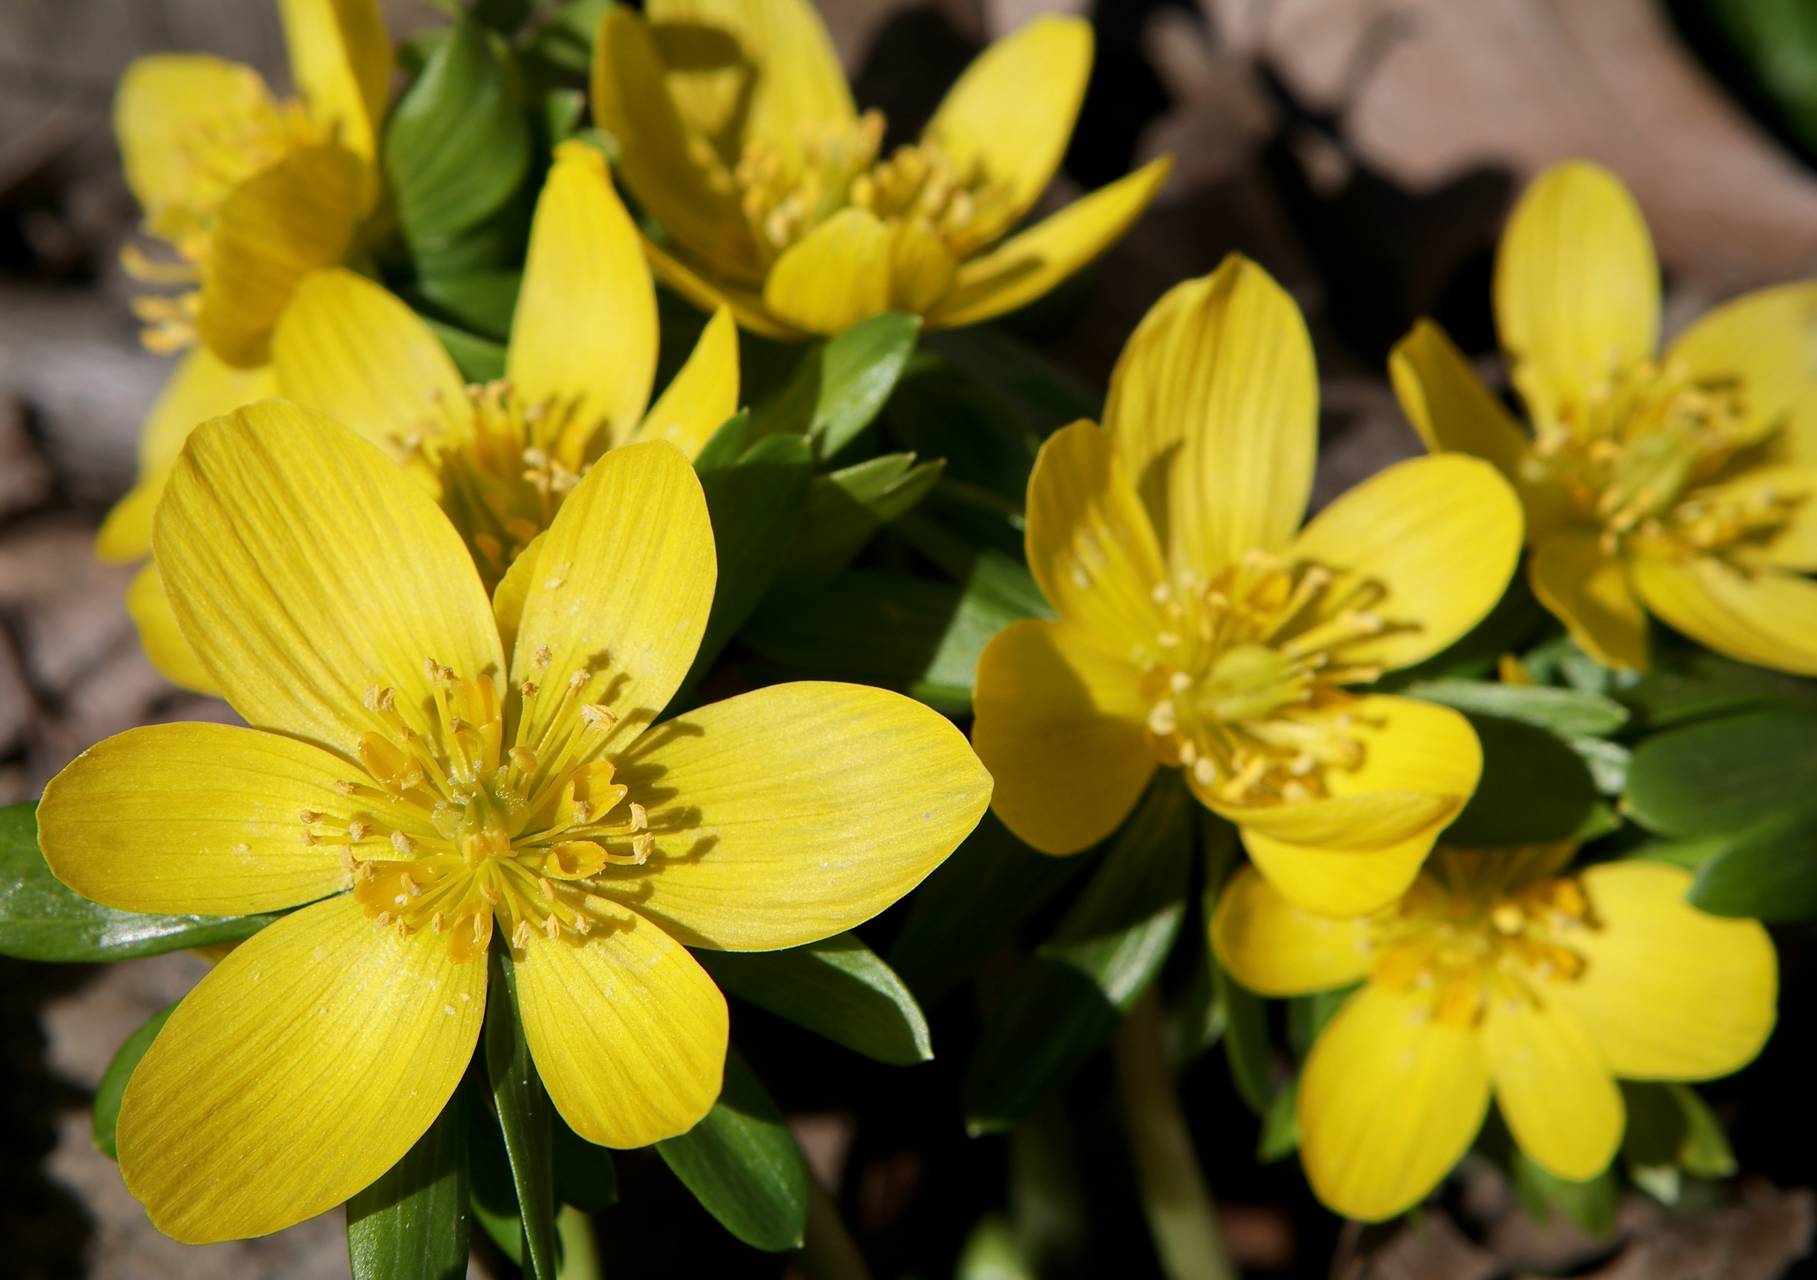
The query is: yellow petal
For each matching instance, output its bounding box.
[39,722,356,915]
[1688,464,1817,571]
[1529,530,1650,670]
[1484,999,1623,1182]
[1024,419,1168,654]
[928,157,1171,330]
[890,218,958,314]
[154,400,503,757]
[126,563,219,694]
[599,682,990,948]
[195,144,366,367]
[972,619,1155,856]
[514,900,727,1147]
[643,233,804,340]
[279,0,391,170]
[492,529,544,661]
[118,895,484,1244]
[1298,983,1490,1222]
[509,441,714,755]
[98,349,276,562]
[1552,861,1776,1080]
[636,305,740,458]
[1209,866,1371,997]
[273,267,465,467]
[760,207,893,336]
[1494,161,1660,411]
[1664,281,1817,463]
[1630,555,1817,676]
[591,9,756,276]
[1240,827,1439,922]
[113,56,276,236]
[509,144,658,448]
[1104,254,1315,576]
[921,15,1092,244]
[1289,455,1524,671]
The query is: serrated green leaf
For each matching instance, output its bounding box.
[484,943,558,1280]
[1406,679,1628,737]
[92,1001,175,1160]
[348,1085,471,1280]
[776,453,945,585]
[1441,714,1600,845]
[697,934,932,1065]
[963,779,1195,1133]
[1513,1150,1618,1235]
[0,803,279,962]
[1625,706,1817,837]
[656,1052,810,1252]
[754,313,921,457]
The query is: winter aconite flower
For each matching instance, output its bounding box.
[1212,846,1777,1221]
[590,0,1170,337]
[1393,160,1817,673]
[128,143,740,693]
[39,406,989,1244]
[972,256,1524,915]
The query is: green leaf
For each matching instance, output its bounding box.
[1406,680,1629,737]
[753,313,921,457]
[1621,1080,1736,1204]
[384,14,531,256]
[1255,1079,1298,1162]
[1703,0,1817,155]
[0,803,278,962]
[1441,715,1600,845]
[92,1002,176,1160]
[891,512,1051,620]
[656,1051,810,1252]
[697,934,932,1065]
[1625,706,1817,837]
[1218,967,1275,1115]
[468,1093,525,1267]
[553,1116,618,1212]
[484,943,558,1280]
[964,779,1195,1134]
[423,316,509,383]
[523,0,615,78]
[1685,804,1817,921]
[1513,1150,1618,1236]
[1619,647,1817,729]
[776,453,945,586]
[924,326,1098,435]
[473,0,535,33]
[883,366,1036,503]
[415,268,522,343]
[690,407,754,472]
[348,1086,471,1280]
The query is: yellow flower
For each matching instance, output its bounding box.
[1212,847,1777,1221]
[115,0,389,365]
[39,405,990,1244]
[128,143,740,694]
[1393,160,1817,674]
[589,0,1171,338]
[971,256,1524,915]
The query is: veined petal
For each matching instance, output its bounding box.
[1210,866,1371,997]
[1484,999,1623,1182]
[1631,555,1817,676]
[1105,254,1315,576]
[1697,463,1817,570]
[1552,862,1776,1080]
[921,16,1092,244]
[195,144,365,368]
[113,56,275,233]
[118,895,485,1244]
[761,207,893,335]
[509,144,658,448]
[273,267,465,470]
[636,306,740,458]
[1288,455,1524,672]
[492,530,544,662]
[39,722,355,915]
[1530,530,1650,670]
[279,0,391,170]
[1665,281,1817,463]
[644,234,804,340]
[928,157,1170,330]
[1240,828,1440,922]
[1024,419,1168,653]
[973,619,1155,856]
[599,682,990,948]
[1494,161,1660,412]
[97,349,276,562]
[126,564,218,694]
[890,218,958,315]
[509,441,714,756]
[154,401,503,758]
[1298,983,1490,1222]
[515,900,727,1148]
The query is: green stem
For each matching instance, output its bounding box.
[553,1205,602,1280]
[798,1179,872,1280]
[1113,991,1236,1280]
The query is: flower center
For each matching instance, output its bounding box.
[1367,852,1595,1026]
[307,653,655,961]
[1139,551,1395,806]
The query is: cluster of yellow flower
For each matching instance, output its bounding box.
[25,0,1810,1255]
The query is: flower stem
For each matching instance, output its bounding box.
[1113,990,1236,1280]
[554,1205,603,1280]
[799,1179,872,1280]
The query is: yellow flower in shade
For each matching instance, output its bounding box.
[115,0,389,365]
[1212,846,1777,1221]
[38,405,990,1243]
[127,143,741,695]
[590,0,1171,338]
[971,256,1525,916]
[1393,160,1817,674]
